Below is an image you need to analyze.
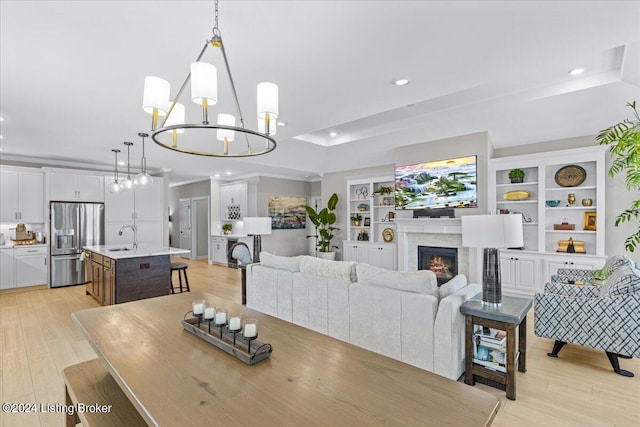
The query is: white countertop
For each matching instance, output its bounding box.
[211,233,249,238]
[84,245,190,260]
[1,243,48,249]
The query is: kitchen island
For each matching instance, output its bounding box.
[83,245,189,305]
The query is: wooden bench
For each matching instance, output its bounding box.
[62,359,147,427]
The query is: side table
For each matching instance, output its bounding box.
[460,294,533,400]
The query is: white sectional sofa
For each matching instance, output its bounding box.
[246,252,481,380]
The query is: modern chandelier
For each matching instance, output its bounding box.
[142,0,279,157]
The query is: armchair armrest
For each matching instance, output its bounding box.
[543,281,600,298]
[551,268,597,286]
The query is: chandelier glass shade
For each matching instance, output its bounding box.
[134,132,154,189]
[142,0,278,157]
[108,149,123,194]
[121,142,135,191]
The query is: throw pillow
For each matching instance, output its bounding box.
[599,265,640,297]
[438,274,468,299]
[299,256,357,282]
[355,263,438,295]
[259,252,303,272]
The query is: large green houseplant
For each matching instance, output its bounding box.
[305,193,339,258]
[596,101,640,252]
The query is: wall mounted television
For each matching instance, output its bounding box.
[395,155,477,210]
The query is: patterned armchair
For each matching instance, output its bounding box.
[535,259,640,377]
[550,255,634,286]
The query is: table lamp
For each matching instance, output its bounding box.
[461,214,523,306]
[243,217,272,263]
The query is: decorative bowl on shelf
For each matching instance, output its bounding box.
[503,191,530,201]
[546,200,561,207]
[357,203,370,212]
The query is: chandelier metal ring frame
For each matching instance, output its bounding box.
[147,0,278,158]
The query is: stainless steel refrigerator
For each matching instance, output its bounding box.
[50,202,104,287]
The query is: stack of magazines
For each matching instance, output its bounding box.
[473,327,506,372]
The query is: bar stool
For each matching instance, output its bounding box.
[170,262,190,293]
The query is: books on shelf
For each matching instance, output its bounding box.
[473,326,506,372]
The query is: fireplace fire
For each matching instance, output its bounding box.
[418,246,458,285]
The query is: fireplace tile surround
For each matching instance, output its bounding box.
[395,218,480,284]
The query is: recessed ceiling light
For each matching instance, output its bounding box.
[0,117,4,121]
[214,173,220,178]
[118,161,125,166]
[394,79,410,86]
[569,68,584,76]
[329,131,337,137]
[225,171,231,176]
[277,121,286,126]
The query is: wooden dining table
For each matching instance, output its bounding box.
[72,291,500,426]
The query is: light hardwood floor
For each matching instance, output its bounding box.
[1,259,638,426]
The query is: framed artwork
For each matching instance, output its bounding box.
[268,195,307,229]
[583,211,597,231]
[364,217,371,226]
[382,197,394,206]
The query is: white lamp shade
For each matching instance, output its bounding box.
[257,82,279,119]
[216,113,235,141]
[258,116,276,136]
[190,62,218,105]
[461,214,523,248]
[164,102,185,134]
[142,76,170,115]
[243,217,272,235]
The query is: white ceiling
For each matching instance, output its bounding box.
[1,1,639,185]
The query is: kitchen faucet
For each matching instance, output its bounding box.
[118,224,138,250]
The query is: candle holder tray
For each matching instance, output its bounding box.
[181,316,272,365]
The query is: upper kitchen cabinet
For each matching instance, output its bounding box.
[104,176,164,222]
[48,171,104,202]
[0,167,44,223]
[220,181,256,221]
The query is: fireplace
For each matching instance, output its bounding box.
[418,246,458,285]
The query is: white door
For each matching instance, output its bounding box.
[191,196,210,260]
[179,198,191,256]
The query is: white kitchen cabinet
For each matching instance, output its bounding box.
[219,181,256,221]
[104,176,164,222]
[500,253,538,296]
[49,171,104,202]
[0,248,15,289]
[14,246,47,287]
[211,236,227,265]
[0,168,44,222]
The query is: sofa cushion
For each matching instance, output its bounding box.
[299,256,356,282]
[356,263,438,295]
[259,252,302,272]
[599,265,640,297]
[438,274,467,299]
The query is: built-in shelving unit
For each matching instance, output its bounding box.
[488,145,607,296]
[343,175,397,270]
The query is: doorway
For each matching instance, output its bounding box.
[191,196,210,260]
[178,198,191,257]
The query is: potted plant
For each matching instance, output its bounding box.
[372,186,394,196]
[350,213,362,226]
[305,193,339,259]
[597,101,640,252]
[222,223,233,235]
[508,168,525,183]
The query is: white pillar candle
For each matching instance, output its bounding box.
[243,324,257,338]
[193,303,204,315]
[204,307,215,320]
[229,317,241,331]
[215,312,227,324]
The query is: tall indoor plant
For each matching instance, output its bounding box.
[596,101,640,252]
[305,193,339,259]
